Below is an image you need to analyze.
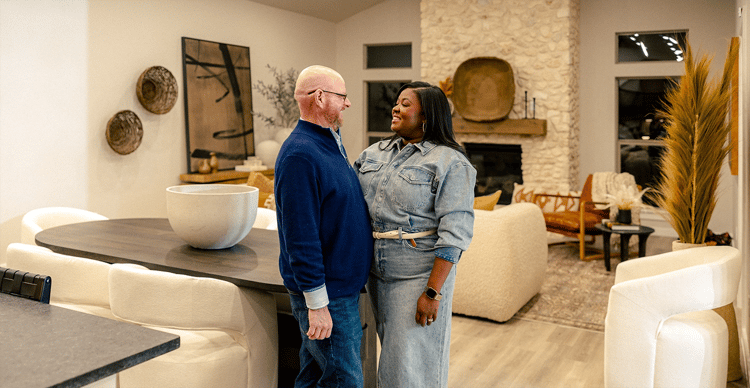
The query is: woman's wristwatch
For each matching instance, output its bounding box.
[424,286,443,301]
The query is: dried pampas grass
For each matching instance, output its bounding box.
[650,40,738,244]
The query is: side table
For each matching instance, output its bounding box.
[595,224,655,271]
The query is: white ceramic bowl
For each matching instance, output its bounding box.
[166,184,259,249]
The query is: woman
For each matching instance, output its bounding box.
[354,81,476,387]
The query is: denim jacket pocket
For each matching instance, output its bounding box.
[392,166,435,212]
[357,160,384,197]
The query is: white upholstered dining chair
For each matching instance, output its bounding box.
[108,263,279,388]
[253,207,278,230]
[4,243,123,320]
[604,245,741,388]
[21,207,108,245]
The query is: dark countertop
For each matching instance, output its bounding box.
[0,293,179,388]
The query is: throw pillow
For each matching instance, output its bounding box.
[474,190,502,211]
[247,172,275,209]
[511,183,536,204]
[511,183,582,213]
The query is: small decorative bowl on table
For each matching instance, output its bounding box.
[166,184,259,249]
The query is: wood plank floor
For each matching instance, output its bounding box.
[449,315,747,388]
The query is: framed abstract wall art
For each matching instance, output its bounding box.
[181,37,254,172]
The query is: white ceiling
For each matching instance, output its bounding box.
[249,0,386,23]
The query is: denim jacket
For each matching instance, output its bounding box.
[354,139,476,263]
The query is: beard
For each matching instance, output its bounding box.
[323,105,344,130]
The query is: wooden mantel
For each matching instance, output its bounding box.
[452,116,546,136]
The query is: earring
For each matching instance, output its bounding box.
[422,122,426,133]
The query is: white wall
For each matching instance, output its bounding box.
[0,1,90,252]
[0,0,337,257]
[335,0,422,158]
[579,0,737,237]
[735,0,750,378]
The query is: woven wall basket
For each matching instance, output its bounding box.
[136,66,178,114]
[106,110,143,155]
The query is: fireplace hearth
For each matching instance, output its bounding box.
[464,143,522,205]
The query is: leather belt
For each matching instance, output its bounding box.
[372,229,437,239]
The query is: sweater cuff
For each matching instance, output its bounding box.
[303,284,329,309]
[434,247,462,264]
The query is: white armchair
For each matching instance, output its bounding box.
[452,203,548,322]
[5,243,120,319]
[108,263,279,388]
[253,208,278,230]
[604,245,741,388]
[21,207,107,245]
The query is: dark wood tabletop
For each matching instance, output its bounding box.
[0,293,179,388]
[35,218,286,293]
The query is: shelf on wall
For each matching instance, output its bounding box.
[452,116,546,136]
[179,169,274,184]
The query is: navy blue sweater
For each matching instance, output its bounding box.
[275,120,373,302]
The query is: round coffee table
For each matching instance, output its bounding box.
[595,224,656,271]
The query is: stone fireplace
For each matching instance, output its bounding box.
[421,0,581,192]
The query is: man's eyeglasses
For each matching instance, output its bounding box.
[308,89,348,101]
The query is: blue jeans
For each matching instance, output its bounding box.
[369,237,456,388]
[289,292,364,388]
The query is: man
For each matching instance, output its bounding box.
[275,65,373,387]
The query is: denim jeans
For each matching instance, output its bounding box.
[369,237,456,388]
[289,292,364,388]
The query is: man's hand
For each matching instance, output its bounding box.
[307,306,333,339]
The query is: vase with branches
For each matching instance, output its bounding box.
[252,65,300,130]
[605,183,649,224]
[649,40,738,244]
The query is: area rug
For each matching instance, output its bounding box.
[512,244,615,331]
[512,236,674,332]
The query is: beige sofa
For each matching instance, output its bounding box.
[453,202,548,322]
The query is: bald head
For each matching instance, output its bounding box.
[295,65,344,101]
[294,65,349,129]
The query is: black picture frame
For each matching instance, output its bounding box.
[181,37,254,173]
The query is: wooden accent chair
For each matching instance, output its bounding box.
[532,175,609,260]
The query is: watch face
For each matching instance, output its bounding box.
[425,287,442,300]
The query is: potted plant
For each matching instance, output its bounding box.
[252,65,300,132]
[649,39,740,381]
[251,65,300,167]
[650,41,737,245]
[604,183,649,225]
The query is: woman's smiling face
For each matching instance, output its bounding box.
[391,88,424,143]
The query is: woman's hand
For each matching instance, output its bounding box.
[415,292,440,327]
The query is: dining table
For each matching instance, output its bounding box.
[0,292,179,388]
[35,217,377,387]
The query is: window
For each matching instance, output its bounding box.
[617,31,687,63]
[365,81,409,146]
[365,44,412,69]
[364,43,412,147]
[617,76,679,203]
